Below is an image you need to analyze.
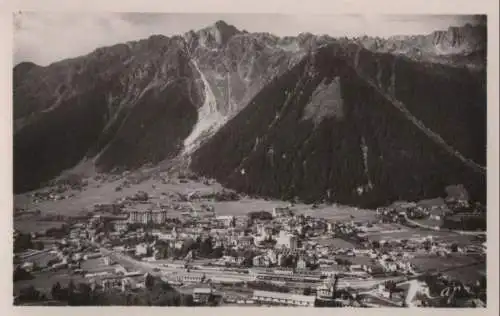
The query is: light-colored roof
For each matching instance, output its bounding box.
[238,236,254,240]
[216,215,234,219]
[193,288,213,294]
[253,290,316,302]
[127,209,167,213]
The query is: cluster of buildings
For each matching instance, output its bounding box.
[15,189,487,308]
[252,290,316,307]
[376,195,486,232]
[127,209,168,225]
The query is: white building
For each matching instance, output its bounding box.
[252,290,315,307]
[216,215,235,227]
[172,273,205,284]
[277,253,287,266]
[83,252,102,260]
[257,225,273,238]
[273,207,293,218]
[296,257,307,270]
[128,209,168,224]
[103,256,114,266]
[253,255,270,267]
[276,230,298,250]
[316,283,337,298]
[267,249,278,265]
[135,244,149,257]
[21,262,34,272]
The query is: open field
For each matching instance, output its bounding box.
[409,217,442,228]
[429,234,477,245]
[409,254,485,281]
[14,269,85,295]
[204,199,377,221]
[14,175,377,225]
[312,237,359,249]
[14,220,66,234]
[21,251,59,267]
[361,230,427,241]
[81,258,110,271]
[360,224,477,245]
[363,223,407,233]
[335,254,374,266]
[300,206,377,222]
[444,263,486,284]
[410,253,483,268]
[14,176,225,215]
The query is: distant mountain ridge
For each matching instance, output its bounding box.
[13,20,487,207]
[356,23,487,68]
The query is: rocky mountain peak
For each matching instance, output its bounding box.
[13,21,486,203]
[431,24,485,53]
[354,23,486,68]
[195,20,241,47]
[213,20,237,32]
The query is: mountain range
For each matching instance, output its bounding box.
[13,20,487,207]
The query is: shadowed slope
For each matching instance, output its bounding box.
[191,44,486,207]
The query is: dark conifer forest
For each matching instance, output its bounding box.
[191,44,486,207]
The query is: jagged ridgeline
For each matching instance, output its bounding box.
[14,21,486,207]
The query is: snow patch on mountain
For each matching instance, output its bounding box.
[183,60,226,155]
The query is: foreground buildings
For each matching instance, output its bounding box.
[14,190,487,308]
[252,290,316,307]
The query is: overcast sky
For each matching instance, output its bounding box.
[13,13,484,66]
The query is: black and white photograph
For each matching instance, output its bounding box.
[10,7,496,310]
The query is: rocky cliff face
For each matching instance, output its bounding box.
[357,23,487,69]
[14,21,487,206]
[180,21,307,153]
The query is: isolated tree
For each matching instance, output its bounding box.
[423,240,432,252]
[385,281,397,299]
[180,294,194,306]
[144,273,155,290]
[78,283,92,305]
[303,287,312,295]
[33,241,44,250]
[51,282,62,300]
[450,243,459,252]
[211,246,224,259]
[13,266,33,282]
[67,280,76,297]
[19,285,41,302]
[200,237,213,257]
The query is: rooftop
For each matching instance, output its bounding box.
[193,287,214,294]
[127,209,167,213]
[253,290,316,303]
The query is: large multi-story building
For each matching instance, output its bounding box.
[237,235,254,247]
[276,230,298,250]
[127,209,168,224]
[257,224,274,238]
[192,287,215,304]
[171,273,205,284]
[273,207,293,218]
[252,290,316,307]
[251,269,323,284]
[216,215,235,227]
